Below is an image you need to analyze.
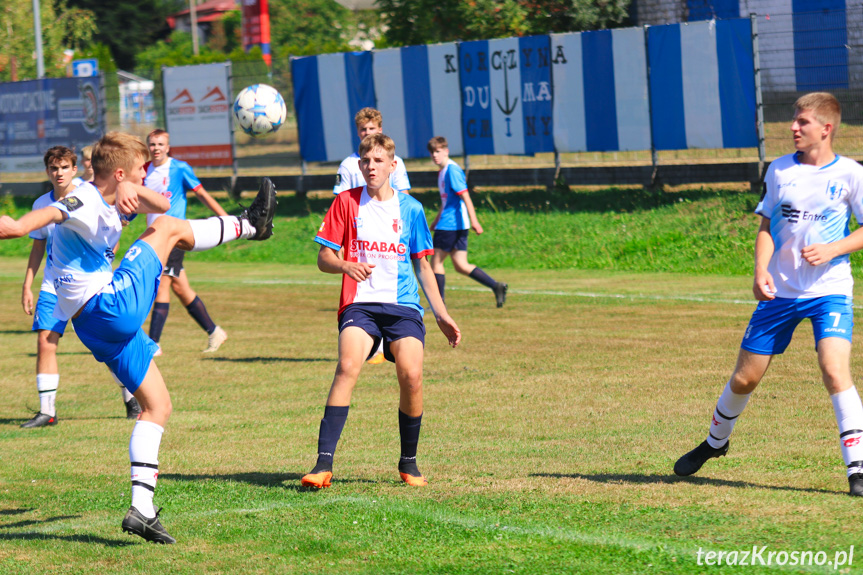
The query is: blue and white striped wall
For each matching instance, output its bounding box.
[642,0,854,91]
[551,27,651,153]
[649,19,757,150]
[291,18,758,162]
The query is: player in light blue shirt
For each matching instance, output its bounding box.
[0,131,277,543]
[428,136,507,308]
[20,146,138,429]
[145,129,229,355]
[674,93,863,497]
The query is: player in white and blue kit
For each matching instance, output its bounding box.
[428,136,507,308]
[145,129,229,355]
[674,93,863,496]
[0,131,277,543]
[20,146,138,428]
[333,107,411,196]
[302,134,460,489]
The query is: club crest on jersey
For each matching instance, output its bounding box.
[392,219,402,234]
[826,180,848,201]
[58,196,83,211]
[354,217,363,229]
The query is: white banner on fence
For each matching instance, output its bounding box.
[163,62,233,166]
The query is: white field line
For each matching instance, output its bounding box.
[7,494,828,572]
[192,276,863,310]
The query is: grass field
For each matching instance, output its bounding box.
[1,254,863,574]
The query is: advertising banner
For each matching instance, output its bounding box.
[162,62,234,167]
[0,76,103,172]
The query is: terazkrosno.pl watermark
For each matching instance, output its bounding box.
[696,546,854,569]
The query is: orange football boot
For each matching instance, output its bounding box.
[399,472,428,487]
[301,471,333,489]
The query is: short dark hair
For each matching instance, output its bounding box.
[43,146,77,168]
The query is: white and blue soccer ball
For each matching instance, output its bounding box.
[232,84,287,138]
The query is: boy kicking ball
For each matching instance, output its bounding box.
[301,133,460,489]
[0,131,276,542]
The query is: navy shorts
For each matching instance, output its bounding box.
[163,247,185,278]
[433,229,469,252]
[741,294,853,355]
[338,303,426,363]
[32,290,68,335]
[72,240,162,392]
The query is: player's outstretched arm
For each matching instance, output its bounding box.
[193,185,228,217]
[414,257,461,348]
[115,181,170,215]
[802,224,863,267]
[461,191,484,235]
[753,216,776,301]
[21,239,46,315]
[317,244,375,281]
[0,207,64,241]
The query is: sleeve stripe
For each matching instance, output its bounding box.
[412,248,434,259]
[314,236,341,251]
[455,189,468,195]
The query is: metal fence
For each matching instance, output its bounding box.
[94,8,863,186]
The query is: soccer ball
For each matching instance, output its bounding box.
[232,84,287,138]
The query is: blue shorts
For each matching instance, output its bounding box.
[32,291,68,335]
[433,229,469,252]
[741,295,854,355]
[338,303,425,363]
[72,240,163,393]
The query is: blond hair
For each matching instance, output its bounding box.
[795,92,841,137]
[354,107,382,129]
[80,145,93,161]
[358,133,395,160]
[91,132,149,178]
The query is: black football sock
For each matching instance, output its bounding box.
[435,273,446,304]
[398,410,423,476]
[148,303,170,343]
[185,296,217,335]
[314,405,350,471]
[469,267,498,290]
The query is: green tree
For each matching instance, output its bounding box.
[268,0,355,56]
[65,0,179,70]
[0,0,98,81]
[377,0,630,46]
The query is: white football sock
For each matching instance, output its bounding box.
[188,216,255,251]
[705,381,751,449]
[831,387,863,476]
[110,371,134,402]
[129,420,164,518]
[36,373,59,416]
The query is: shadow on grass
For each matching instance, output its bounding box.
[0,514,79,530]
[204,357,334,363]
[0,531,135,547]
[0,511,134,547]
[25,352,91,358]
[0,509,31,516]
[162,471,375,491]
[531,473,839,495]
[0,330,31,335]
